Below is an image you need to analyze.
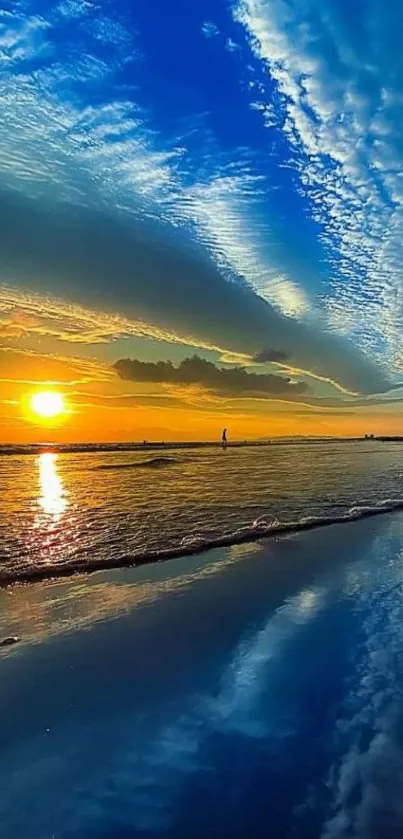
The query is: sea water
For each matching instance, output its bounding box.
[1,439,403,582]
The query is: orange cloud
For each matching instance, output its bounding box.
[0,285,222,349]
[0,346,113,387]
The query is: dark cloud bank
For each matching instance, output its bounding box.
[0,186,393,396]
[253,348,290,363]
[114,355,309,397]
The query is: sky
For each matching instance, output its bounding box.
[2,0,403,442]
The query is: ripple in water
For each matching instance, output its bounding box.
[2,440,403,583]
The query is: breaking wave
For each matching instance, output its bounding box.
[2,498,403,586]
[95,457,181,470]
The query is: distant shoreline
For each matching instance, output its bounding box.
[1,436,402,456]
[0,437,388,456]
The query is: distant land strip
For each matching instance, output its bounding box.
[0,437,399,456]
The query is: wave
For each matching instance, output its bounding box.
[2,498,403,586]
[95,457,181,470]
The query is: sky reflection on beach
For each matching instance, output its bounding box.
[2,515,403,837]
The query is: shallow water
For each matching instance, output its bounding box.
[2,514,403,838]
[2,440,403,581]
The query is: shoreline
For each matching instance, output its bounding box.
[0,437,380,457]
[2,497,403,587]
[1,511,395,656]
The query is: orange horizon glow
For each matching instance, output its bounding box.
[1,352,401,444]
[3,395,403,444]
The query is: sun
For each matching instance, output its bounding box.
[30,391,66,419]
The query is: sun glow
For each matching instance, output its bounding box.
[30,391,65,419]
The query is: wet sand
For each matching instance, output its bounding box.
[1,514,403,838]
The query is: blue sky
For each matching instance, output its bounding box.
[2,0,403,438]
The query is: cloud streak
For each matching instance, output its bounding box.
[0,345,112,386]
[0,285,216,349]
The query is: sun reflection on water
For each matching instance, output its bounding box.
[38,452,67,517]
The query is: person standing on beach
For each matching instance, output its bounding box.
[221,428,227,449]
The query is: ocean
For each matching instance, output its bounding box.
[2,439,403,583]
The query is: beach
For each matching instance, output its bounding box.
[4,0,403,835]
[2,512,403,838]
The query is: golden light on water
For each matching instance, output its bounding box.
[38,452,67,517]
[30,391,65,419]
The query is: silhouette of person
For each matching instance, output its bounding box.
[221,428,227,449]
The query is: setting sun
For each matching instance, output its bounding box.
[30,391,65,419]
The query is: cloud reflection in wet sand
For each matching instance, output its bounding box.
[0,542,261,652]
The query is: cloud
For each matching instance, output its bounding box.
[180,172,312,319]
[253,347,290,363]
[114,354,308,397]
[0,187,392,396]
[0,285,216,349]
[0,10,51,65]
[71,390,187,411]
[234,0,403,372]
[0,346,112,386]
[320,533,403,838]
[202,22,220,39]
[0,0,398,399]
